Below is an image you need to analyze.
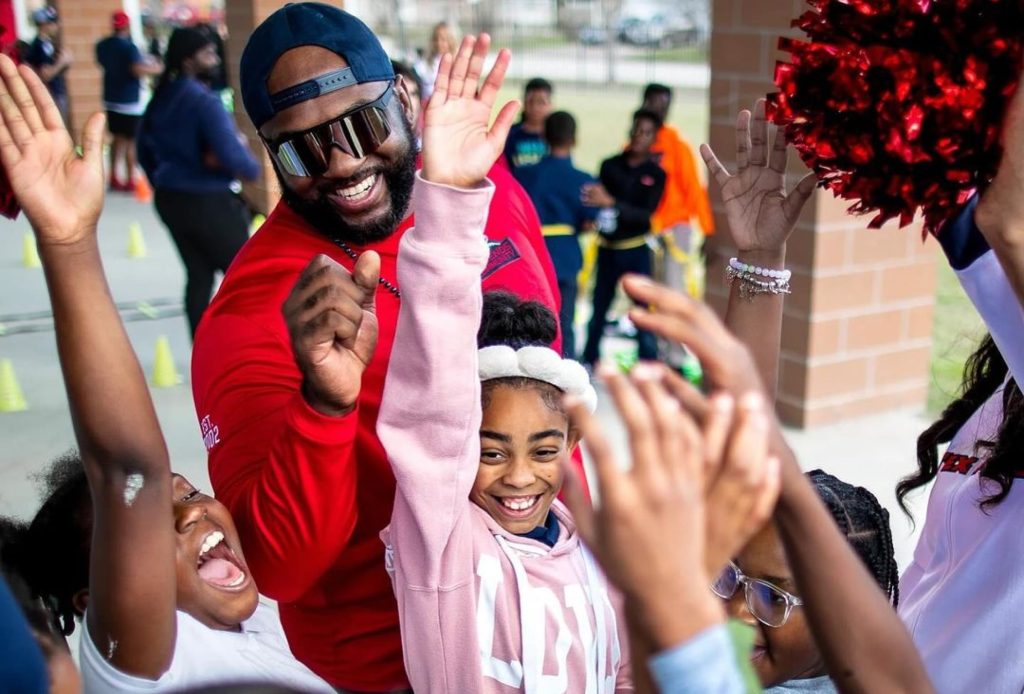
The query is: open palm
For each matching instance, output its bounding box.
[0,56,104,245]
[421,34,519,189]
[700,99,816,253]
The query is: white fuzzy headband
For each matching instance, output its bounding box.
[478,345,598,413]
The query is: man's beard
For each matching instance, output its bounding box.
[277,119,418,246]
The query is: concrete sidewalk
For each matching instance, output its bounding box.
[0,192,929,572]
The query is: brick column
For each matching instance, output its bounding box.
[224,0,344,214]
[706,0,937,427]
[55,0,124,134]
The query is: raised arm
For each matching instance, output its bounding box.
[561,365,778,694]
[700,99,815,398]
[0,56,177,678]
[936,197,1024,383]
[623,279,934,694]
[975,79,1024,309]
[378,34,515,572]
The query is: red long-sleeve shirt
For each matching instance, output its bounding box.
[190,165,561,690]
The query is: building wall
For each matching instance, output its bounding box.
[705,0,937,427]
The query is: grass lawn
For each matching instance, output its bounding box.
[623,44,708,63]
[928,257,986,412]
[497,80,980,414]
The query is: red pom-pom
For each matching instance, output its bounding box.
[769,0,1024,233]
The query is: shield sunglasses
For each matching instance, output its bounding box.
[265,82,395,178]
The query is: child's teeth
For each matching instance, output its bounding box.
[200,531,224,556]
[502,497,537,512]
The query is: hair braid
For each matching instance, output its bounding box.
[809,470,899,607]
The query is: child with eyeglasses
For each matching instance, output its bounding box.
[713,470,898,693]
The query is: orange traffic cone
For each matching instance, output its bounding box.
[134,175,153,204]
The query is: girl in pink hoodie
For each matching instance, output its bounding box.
[377,35,631,694]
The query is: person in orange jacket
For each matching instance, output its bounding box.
[640,82,714,366]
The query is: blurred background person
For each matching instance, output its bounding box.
[138,27,260,338]
[96,10,162,192]
[415,20,456,101]
[581,109,666,368]
[503,77,552,181]
[520,111,597,359]
[25,7,71,126]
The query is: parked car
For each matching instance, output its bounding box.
[620,14,700,47]
[578,25,609,45]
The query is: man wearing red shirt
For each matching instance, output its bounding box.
[190,4,561,691]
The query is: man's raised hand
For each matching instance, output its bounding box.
[283,253,380,416]
[421,34,519,189]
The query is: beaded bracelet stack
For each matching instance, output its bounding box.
[726,257,792,299]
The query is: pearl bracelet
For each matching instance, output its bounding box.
[726,263,792,300]
[729,257,792,282]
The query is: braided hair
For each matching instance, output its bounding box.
[478,291,563,412]
[809,469,900,607]
[897,334,1024,512]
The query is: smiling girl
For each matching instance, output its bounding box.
[375,35,631,694]
[0,55,331,693]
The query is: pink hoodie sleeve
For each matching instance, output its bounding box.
[378,171,492,586]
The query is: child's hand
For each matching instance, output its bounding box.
[675,382,780,577]
[0,54,104,246]
[700,99,816,257]
[561,365,723,651]
[283,253,380,416]
[421,34,519,189]
[581,182,615,208]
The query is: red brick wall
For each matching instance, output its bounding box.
[56,0,124,135]
[706,0,937,427]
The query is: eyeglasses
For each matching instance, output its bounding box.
[264,82,395,178]
[711,561,803,628]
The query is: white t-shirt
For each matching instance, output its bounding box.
[80,601,333,693]
[899,250,1024,693]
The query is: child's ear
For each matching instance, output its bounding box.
[72,588,89,617]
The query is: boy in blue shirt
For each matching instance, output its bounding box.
[503,77,552,181]
[521,111,598,359]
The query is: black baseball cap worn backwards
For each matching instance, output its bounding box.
[240,2,395,130]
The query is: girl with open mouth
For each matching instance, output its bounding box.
[0,53,332,693]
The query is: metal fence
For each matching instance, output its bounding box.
[346,0,710,89]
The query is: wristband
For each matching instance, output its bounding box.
[728,257,792,281]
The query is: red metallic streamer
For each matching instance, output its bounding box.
[768,0,1024,234]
